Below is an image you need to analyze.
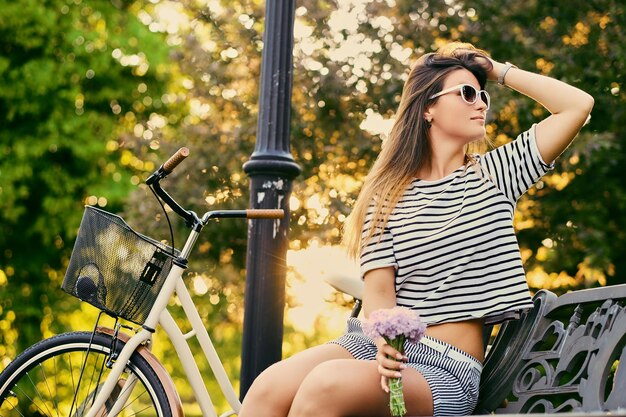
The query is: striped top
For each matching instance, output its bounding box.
[360,125,554,325]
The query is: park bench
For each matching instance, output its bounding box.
[476,284,626,415]
[325,276,626,415]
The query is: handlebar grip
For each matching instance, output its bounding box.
[246,209,285,219]
[162,147,190,173]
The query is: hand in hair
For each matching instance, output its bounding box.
[436,41,497,79]
[470,54,506,82]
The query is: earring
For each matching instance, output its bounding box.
[425,117,432,128]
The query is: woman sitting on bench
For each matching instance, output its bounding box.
[239,42,594,417]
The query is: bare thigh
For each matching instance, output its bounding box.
[238,343,354,417]
[288,359,433,417]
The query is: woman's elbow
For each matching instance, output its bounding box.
[579,93,594,127]
[581,92,595,114]
[570,92,594,126]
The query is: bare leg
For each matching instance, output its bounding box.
[238,343,353,417]
[287,359,433,417]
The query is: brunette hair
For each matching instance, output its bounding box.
[343,42,493,259]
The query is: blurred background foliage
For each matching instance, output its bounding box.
[0,0,624,414]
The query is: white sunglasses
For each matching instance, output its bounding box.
[430,84,490,110]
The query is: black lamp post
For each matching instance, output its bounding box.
[240,0,300,399]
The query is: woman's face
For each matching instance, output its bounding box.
[426,68,488,143]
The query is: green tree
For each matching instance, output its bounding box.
[0,0,171,356]
[281,0,626,292]
[458,0,626,291]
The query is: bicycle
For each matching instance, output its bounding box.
[0,148,289,417]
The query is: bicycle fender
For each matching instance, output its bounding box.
[97,327,184,417]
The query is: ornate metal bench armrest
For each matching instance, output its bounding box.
[476,284,626,414]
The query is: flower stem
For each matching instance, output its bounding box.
[385,336,407,416]
[388,377,406,416]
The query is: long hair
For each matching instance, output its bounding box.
[343,43,493,259]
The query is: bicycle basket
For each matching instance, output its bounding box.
[62,206,180,324]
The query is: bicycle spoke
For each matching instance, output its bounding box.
[88,352,109,411]
[77,352,104,417]
[124,402,153,417]
[84,352,98,411]
[69,351,76,399]
[53,353,61,417]
[41,358,61,417]
[27,368,54,417]
[69,345,98,417]
[4,394,27,417]
[12,382,51,417]
[116,384,148,415]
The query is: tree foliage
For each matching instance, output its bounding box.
[0,0,170,355]
[137,0,625,303]
[462,0,625,290]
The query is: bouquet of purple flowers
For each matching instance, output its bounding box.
[362,307,427,417]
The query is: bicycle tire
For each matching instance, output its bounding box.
[0,331,172,417]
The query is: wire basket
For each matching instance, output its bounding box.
[62,206,180,325]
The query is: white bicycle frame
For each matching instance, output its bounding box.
[85,227,242,417]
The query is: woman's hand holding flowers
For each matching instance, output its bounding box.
[375,340,408,393]
[363,307,426,416]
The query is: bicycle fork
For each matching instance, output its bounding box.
[83,263,188,417]
[82,328,152,417]
[104,374,140,417]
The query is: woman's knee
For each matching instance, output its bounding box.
[305,361,345,393]
[240,363,301,417]
[291,361,346,409]
[242,345,354,417]
[242,361,294,410]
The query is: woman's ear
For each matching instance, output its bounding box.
[424,102,437,121]
[424,110,434,124]
[423,110,434,128]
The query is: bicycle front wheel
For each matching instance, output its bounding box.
[0,331,172,417]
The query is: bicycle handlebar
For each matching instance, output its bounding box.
[162,147,190,173]
[145,147,190,186]
[201,209,284,223]
[147,148,286,228]
[246,209,284,219]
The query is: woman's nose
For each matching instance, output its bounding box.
[476,99,488,111]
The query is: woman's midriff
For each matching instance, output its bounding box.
[425,318,486,362]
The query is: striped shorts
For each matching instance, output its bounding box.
[329,317,483,416]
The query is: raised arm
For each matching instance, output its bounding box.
[489,60,594,164]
